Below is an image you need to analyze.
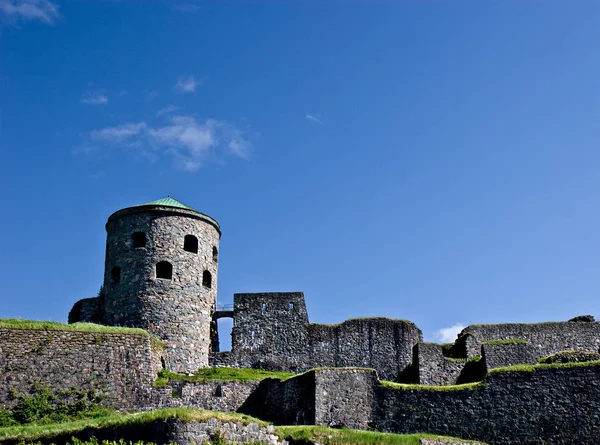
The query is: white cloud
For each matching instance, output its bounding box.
[90,122,147,143]
[306,113,325,125]
[434,323,466,343]
[175,75,201,93]
[156,104,179,117]
[0,0,60,25]
[81,93,108,105]
[174,3,200,12]
[85,115,249,171]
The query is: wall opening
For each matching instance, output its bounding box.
[261,303,266,311]
[212,246,218,263]
[216,317,233,352]
[203,270,212,288]
[156,261,173,280]
[289,303,294,310]
[133,232,146,248]
[184,235,198,253]
[111,266,121,284]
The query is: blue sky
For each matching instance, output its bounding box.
[2,0,600,347]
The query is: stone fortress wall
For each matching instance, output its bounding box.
[211,292,422,381]
[0,326,165,409]
[3,321,600,444]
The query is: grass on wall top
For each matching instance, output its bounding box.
[0,408,267,442]
[482,338,527,346]
[155,367,294,386]
[0,410,488,445]
[0,318,166,347]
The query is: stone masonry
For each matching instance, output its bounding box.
[71,198,221,373]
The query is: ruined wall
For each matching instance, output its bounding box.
[0,327,165,409]
[145,380,261,413]
[459,322,600,359]
[376,363,600,445]
[228,293,422,381]
[230,293,310,372]
[313,368,377,430]
[239,372,316,426]
[308,318,421,381]
[481,342,538,372]
[415,343,464,385]
[2,417,285,445]
[68,297,101,324]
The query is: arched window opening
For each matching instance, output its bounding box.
[133,232,146,248]
[111,266,121,284]
[212,246,218,263]
[202,270,212,288]
[261,303,267,311]
[156,261,173,280]
[184,235,198,253]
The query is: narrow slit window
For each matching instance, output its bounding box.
[202,270,212,288]
[111,266,121,284]
[184,235,198,253]
[133,232,146,248]
[156,261,173,280]
[261,303,267,311]
[289,303,294,310]
[212,246,218,263]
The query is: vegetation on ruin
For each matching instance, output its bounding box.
[0,318,155,338]
[538,350,600,364]
[467,355,482,362]
[0,408,266,442]
[380,380,485,392]
[154,367,294,387]
[0,384,112,428]
[489,359,600,375]
[482,338,527,345]
[278,425,486,445]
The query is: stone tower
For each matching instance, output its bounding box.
[101,197,220,373]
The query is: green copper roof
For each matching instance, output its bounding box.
[140,196,199,212]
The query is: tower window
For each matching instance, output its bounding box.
[111,266,121,284]
[184,235,198,253]
[289,303,294,310]
[202,270,212,288]
[261,303,267,311]
[212,246,218,263]
[156,261,173,280]
[133,232,146,248]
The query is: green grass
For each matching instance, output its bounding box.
[0,319,166,348]
[468,355,482,363]
[380,380,485,392]
[277,425,486,445]
[155,367,294,386]
[482,339,527,346]
[0,408,266,442]
[489,360,600,375]
[0,319,149,337]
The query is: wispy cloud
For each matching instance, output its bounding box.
[174,3,200,12]
[81,92,108,105]
[156,104,179,117]
[305,113,325,125]
[175,75,201,94]
[85,115,250,172]
[0,0,60,25]
[434,323,466,343]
